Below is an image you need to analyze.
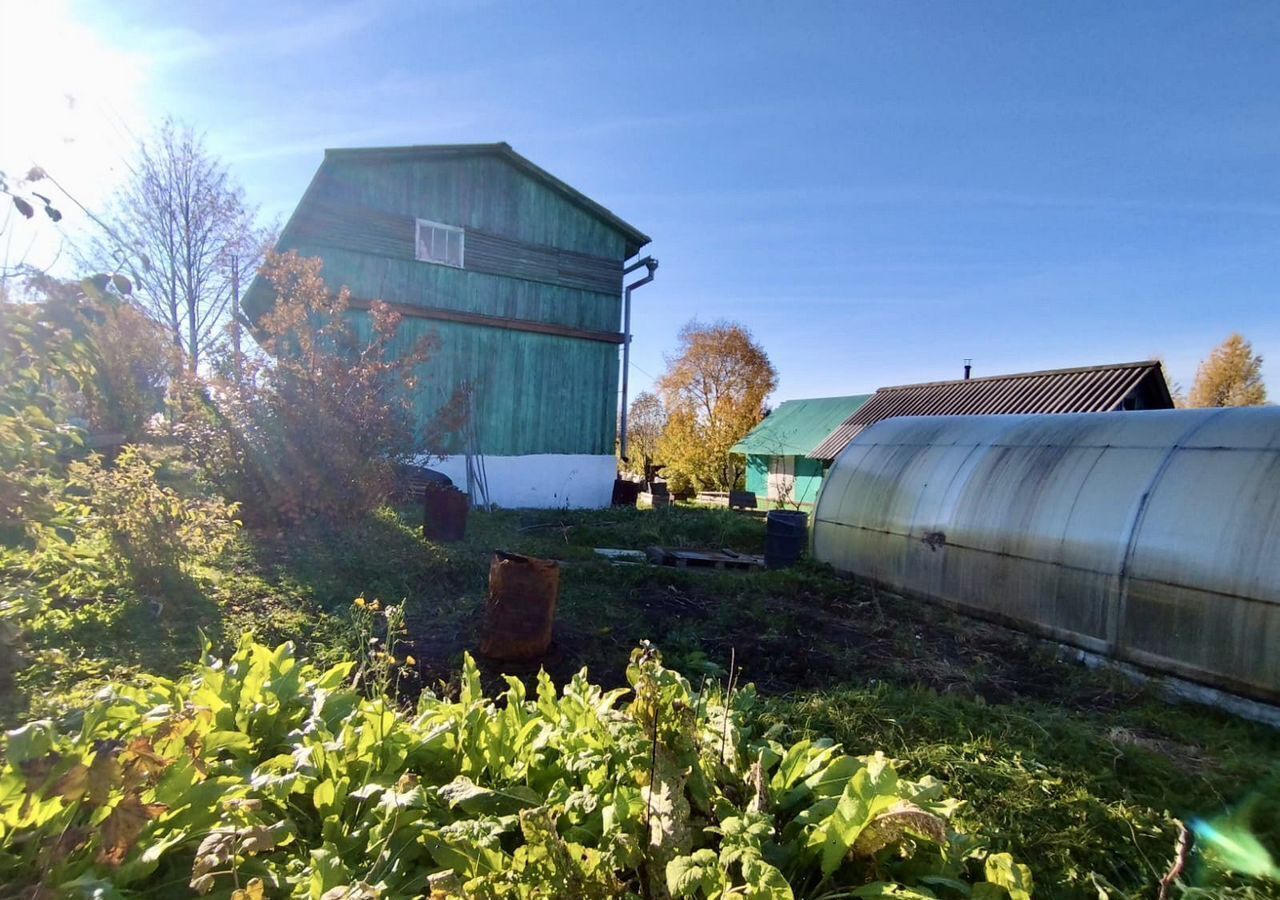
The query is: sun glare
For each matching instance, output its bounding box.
[1,0,147,270]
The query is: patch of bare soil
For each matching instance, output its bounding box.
[397,564,1147,718]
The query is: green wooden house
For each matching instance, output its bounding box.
[731,395,869,508]
[244,143,650,508]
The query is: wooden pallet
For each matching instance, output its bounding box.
[645,546,764,571]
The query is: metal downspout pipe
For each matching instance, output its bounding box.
[619,256,658,461]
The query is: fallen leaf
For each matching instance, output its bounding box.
[48,763,89,802]
[97,793,168,867]
[122,737,169,789]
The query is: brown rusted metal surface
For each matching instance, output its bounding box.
[809,361,1173,461]
[812,408,1280,703]
[480,551,561,661]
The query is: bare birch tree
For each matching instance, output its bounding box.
[92,119,268,371]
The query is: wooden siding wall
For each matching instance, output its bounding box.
[351,313,618,457]
[293,245,620,334]
[262,152,634,458]
[290,198,623,295]
[317,157,627,259]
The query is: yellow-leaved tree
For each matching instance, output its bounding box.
[1187,333,1268,408]
[657,320,777,492]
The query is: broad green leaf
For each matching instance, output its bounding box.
[5,720,54,763]
[313,779,338,815]
[437,776,540,816]
[742,857,795,899]
[308,847,351,900]
[985,852,1034,900]
[203,730,254,755]
[666,849,719,897]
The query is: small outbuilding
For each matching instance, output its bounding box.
[245,143,650,508]
[730,395,870,507]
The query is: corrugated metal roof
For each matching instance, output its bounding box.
[322,142,651,256]
[731,394,871,457]
[809,361,1172,460]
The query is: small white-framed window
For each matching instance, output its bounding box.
[415,218,465,268]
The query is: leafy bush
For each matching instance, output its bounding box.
[164,251,461,526]
[0,638,1031,898]
[75,294,173,440]
[0,296,93,697]
[0,296,90,546]
[20,272,175,441]
[64,446,240,588]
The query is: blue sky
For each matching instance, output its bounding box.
[8,0,1280,400]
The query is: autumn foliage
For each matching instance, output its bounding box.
[657,320,777,492]
[168,251,444,524]
[1186,333,1268,409]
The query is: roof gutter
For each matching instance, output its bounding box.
[618,256,658,461]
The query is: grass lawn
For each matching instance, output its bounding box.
[8,503,1279,898]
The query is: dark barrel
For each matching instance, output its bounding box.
[611,478,640,506]
[764,510,808,569]
[423,486,469,542]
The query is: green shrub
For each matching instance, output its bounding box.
[0,639,1030,898]
[65,445,240,588]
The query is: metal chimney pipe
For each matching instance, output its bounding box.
[619,256,658,460]
[963,358,972,380]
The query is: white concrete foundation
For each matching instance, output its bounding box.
[417,454,617,509]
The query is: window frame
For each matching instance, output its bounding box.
[414,218,466,269]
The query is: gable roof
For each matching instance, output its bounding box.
[731,395,872,457]
[809,360,1173,460]
[322,142,651,257]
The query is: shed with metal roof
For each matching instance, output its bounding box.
[730,394,869,507]
[810,361,1173,461]
[244,143,650,508]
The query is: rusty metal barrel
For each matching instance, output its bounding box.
[480,551,561,660]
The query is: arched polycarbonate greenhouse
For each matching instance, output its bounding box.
[811,407,1280,703]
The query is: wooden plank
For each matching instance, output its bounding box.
[347,296,624,344]
[644,546,765,571]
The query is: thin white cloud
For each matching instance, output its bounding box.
[133,0,389,66]
[617,183,1280,220]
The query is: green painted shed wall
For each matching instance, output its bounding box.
[316,156,627,260]
[349,313,617,456]
[744,453,828,508]
[256,150,638,457]
[745,455,769,496]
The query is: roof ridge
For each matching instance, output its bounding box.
[321,142,650,252]
[874,360,1161,392]
[774,394,871,405]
